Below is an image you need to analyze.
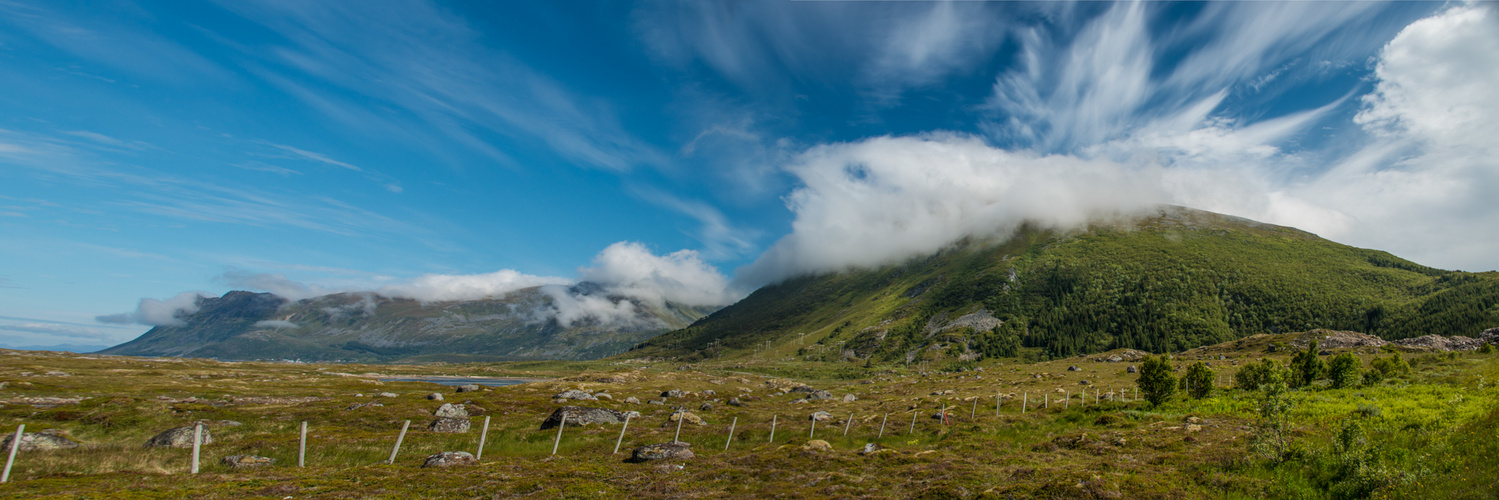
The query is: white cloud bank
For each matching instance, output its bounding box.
[101,242,739,330]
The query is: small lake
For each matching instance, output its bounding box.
[379,376,543,387]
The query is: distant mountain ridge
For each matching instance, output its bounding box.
[100,285,717,362]
[628,206,1499,363]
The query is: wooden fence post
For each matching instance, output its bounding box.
[769,415,777,443]
[843,413,853,437]
[476,416,490,460]
[809,417,816,439]
[554,414,568,454]
[2,424,22,483]
[387,420,410,464]
[970,398,978,419]
[613,414,631,454]
[1022,393,1027,414]
[673,411,684,444]
[725,417,737,451]
[878,413,888,438]
[298,421,307,467]
[908,411,917,434]
[190,423,202,474]
[1065,390,1070,409]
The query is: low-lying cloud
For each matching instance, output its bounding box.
[104,242,740,330]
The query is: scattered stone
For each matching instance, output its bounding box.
[806,390,835,401]
[1067,366,1081,372]
[455,384,481,393]
[666,411,705,426]
[789,385,816,394]
[221,455,274,469]
[727,397,744,407]
[624,396,640,404]
[422,451,478,468]
[211,420,243,427]
[552,398,568,404]
[595,393,613,401]
[860,443,882,455]
[347,402,383,410]
[661,389,686,398]
[539,406,639,429]
[803,439,832,451]
[377,392,399,398]
[426,393,444,401]
[648,399,666,405]
[429,417,471,433]
[354,393,364,397]
[1126,366,1137,374]
[1185,416,1203,424]
[2,429,79,451]
[699,402,714,412]
[434,403,469,419]
[1184,424,1203,433]
[701,390,716,396]
[627,442,694,462]
[43,371,70,377]
[1078,380,1091,385]
[841,394,857,402]
[144,426,213,448]
[810,411,833,422]
[555,389,597,401]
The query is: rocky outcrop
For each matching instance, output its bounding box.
[627,442,694,462]
[144,425,212,448]
[2,429,79,451]
[1395,335,1485,351]
[1293,329,1388,350]
[539,406,638,429]
[221,455,275,469]
[554,389,596,401]
[429,403,471,433]
[422,451,478,468]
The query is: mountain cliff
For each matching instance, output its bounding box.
[100,285,716,362]
[628,206,1499,363]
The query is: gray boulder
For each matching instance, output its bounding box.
[810,411,833,422]
[422,451,478,468]
[555,389,597,401]
[806,390,835,401]
[842,394,858,402]
[144,426,212,448]
[699,402,714,412]
[660,389,686,398]
[790,385,816,394]
[426,393,444,401]
[727,397,744,407]
[428,418,471,433]
[434,403,469,419]
[455,384,481,393]
[221,455,275,469]
[1126,366,1137,374]
[539,406,639,430]
[627,441,695,463]
[624,396,640,404]
[2,430,79,451]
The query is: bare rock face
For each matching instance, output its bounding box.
[539,406,638,430]
[145,425,212,448]
[1294,329,1389,350]
[221,455,275,469]
[1481,327,1499,344]
[428,418,471,433]
[422,451,478,468]
[2,429,79,451]
[627,442,694,462]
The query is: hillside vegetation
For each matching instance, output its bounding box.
[632,207,1499,364]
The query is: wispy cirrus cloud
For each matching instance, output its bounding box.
[213,0,666,172]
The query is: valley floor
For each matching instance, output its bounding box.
[0,332,1495,499]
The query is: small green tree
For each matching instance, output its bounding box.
[1181,361,1215,399]
[1235,358,1283,391]
[1253,359,1295,462]
[1137,355,1177,406]
[1327,352,1362,389]
[1369,352,1411,379]
[1289,340,1326,388]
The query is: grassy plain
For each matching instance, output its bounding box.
[1,332,1496,499]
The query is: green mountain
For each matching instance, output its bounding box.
[100,286,716,362]
[628,206,1499,364]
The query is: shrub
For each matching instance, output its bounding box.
[1327,352,1362,389]
[1480,343,1494,354]
[1235,358,1284,391]
[1290,340,1326,388]
[1137,355,1176,406]
[1180,361,1214,399]
[1369,353,1410,379]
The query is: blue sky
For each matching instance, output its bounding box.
[2,1,1496,349]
